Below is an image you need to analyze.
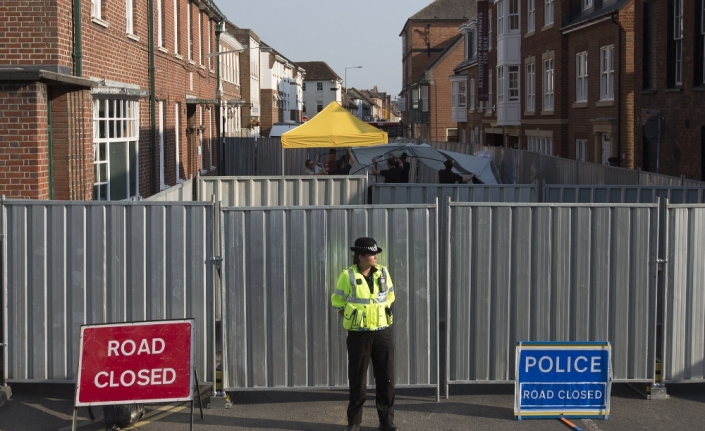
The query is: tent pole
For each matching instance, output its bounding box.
[281,147,285,176]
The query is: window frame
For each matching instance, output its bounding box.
[673,0,684,86]
[545,0,554,27]
[498,0,505,36]
[583,0,592,11]
[187,1,193,61]
[526,61,535,111]
[174,0,180,55]
[576,51,588,102]
[92,98,140,201]
[543,57,554,111]
[126,0,134,35]
[91,0,102,19]
[470,78,476,111]
[508,65,520,102]
[528,0,535,33]
[497,66,505,103]
[316,82,323,91]
[509,0,520,32]
[600,45,614,100]
[576,139,588,162]
[420,85,429,112]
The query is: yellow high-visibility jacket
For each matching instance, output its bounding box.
[331,264,395,331]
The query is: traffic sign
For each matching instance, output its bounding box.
[75,319,195,406]
[514,341,612,420]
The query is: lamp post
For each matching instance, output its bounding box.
[344,66,363,94]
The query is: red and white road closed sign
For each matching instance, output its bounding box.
[75,319,195,406]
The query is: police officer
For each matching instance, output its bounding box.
[331,237,398,431]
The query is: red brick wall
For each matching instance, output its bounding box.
[634,0,705,180]
[0,0,224,199]
[0,82,49,199]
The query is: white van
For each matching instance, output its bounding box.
[269,122,303,138]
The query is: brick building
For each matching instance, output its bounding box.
[635,0,705,180]
[0,0,232,200]
[400,0,477,140]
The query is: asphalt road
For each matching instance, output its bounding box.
[1,382,704,431]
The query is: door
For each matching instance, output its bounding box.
[602,133,611,165]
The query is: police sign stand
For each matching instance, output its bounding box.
[72,319,200,431]
[514,341,612,421]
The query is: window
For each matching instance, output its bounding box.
[527,136,553,155]
[158,101,166,189]
[91,0,102,19]
[458,81,467,107]
[509,0,520,32]
[576,52,588,102]
[420,86,429,112]
[497,66,505,103]
[543,57,554,110]
[317,103,323,112]
[187,1,193,60]
[316,82,323,91]
[545,0,554,26]
[470,78,476,111]
[198,107,205,172]
[583,0,592,10]
[126,0,134,34]
[411,87,419,109]
[508,66,519,101]
[175,103,182,182]
[157,0,164,47]
[576,139,587,162]
[642,1,656,89]
[208,20,212,70]
[198,12,203,66]
[528,0,535,33]
[93,99,140,201]
[498,0,505,36]
[673,0,683,85]
[600,45,614,100]
[526,62,535,111]
[173,0,180,54]
[466,30,476,59]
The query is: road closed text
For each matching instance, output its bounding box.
[521,386,604,401]
[94,338,174,389]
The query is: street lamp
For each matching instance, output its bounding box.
[344,66,363,93]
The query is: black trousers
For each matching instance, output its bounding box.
[346,326,395,426]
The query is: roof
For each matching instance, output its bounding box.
[400,0,477,34]
[0,68,98,88]
[409,0,475,20]
[561,0,631,32]
[296,61,341,81]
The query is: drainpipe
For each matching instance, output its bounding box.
[72,0,82,76]
[215,22,224,174]
[148,0,157,194]
[612,11,621,167]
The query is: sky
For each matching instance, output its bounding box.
[217,0,436,97]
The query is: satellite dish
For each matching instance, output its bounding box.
[643,115,663,142]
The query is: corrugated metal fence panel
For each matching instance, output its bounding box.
[663,204,705,382]
[682,178,705,187]
[447,203,658,384]
[145,178,194,201]
[199,176,367,207]
[2,201,215,383]
[220,204,438,390]
[373,184,538,205]
[544,186,705,204]
[639,171,682,187]
[223,137,258,176]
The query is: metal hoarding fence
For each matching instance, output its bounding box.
[662,204,705,383]
[1,201,215,385]
[445,202,658,397]
[145,178,195,202]
[219,204,439,397]
[199,176,368,207]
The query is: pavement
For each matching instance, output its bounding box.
[1,382,705,431]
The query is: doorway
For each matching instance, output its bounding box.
[602,133,611,165]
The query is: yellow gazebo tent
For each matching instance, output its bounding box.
[281,101,388,148]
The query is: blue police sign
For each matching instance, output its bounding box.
[514,342,612,420]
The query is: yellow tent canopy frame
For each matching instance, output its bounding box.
[281,101,388,148]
